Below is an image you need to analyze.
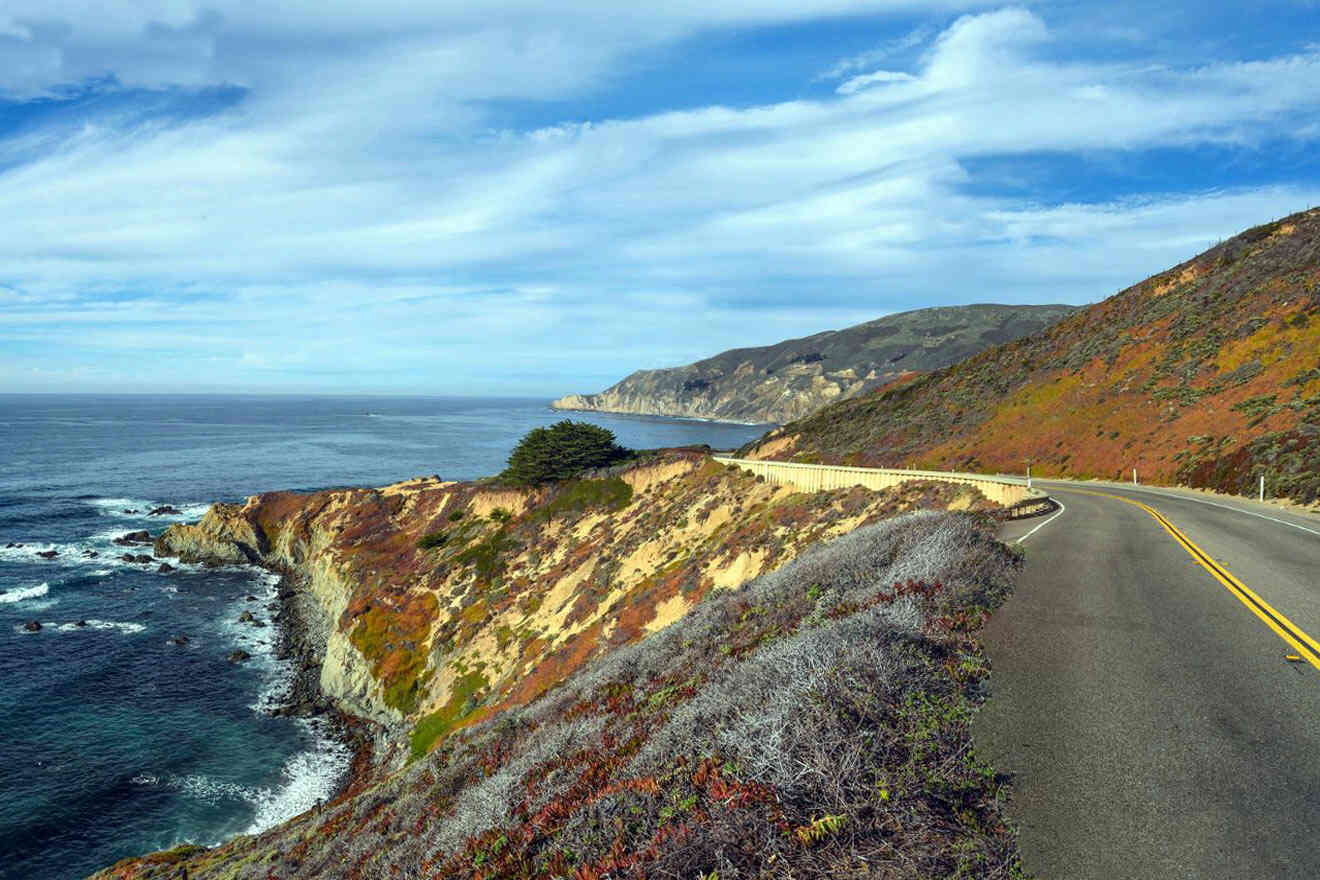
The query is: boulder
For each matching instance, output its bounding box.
[227,649,252,663]
[23,620,41,632]
[157,563,175,573]
[113,530,153,546]
[37,550,58,559]
[122,508,139,514]
[147,505,182,517]
[82,550,99,558]
[74,620,88,628]
[237,610,256,623]
[168,635,190,646]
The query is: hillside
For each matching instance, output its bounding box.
[553,304,1077,424]
[94,452,1022,878]
[746,209,1320,505]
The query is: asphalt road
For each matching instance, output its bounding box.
[981,481,1320,879]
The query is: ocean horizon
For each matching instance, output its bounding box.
[0,394,768,880]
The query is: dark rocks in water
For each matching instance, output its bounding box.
[157,563,175,573]
[113,530,153,546]
[37,550,58,559]
[227,649,252,663]
[120,553,137,563]
[237,610,256,623]
[74,620,88,628]
[168,634,190,646]
[251,619,267,628]
[82,550,99,558]
[147,505,182,517]
[245,595,259,601]
[122,508,139,514]
[23,620,41,632]
[5,542,17,549]
[133,554,154,564]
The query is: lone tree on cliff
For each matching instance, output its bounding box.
[502,420,632,486]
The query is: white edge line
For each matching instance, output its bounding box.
[1015,500,1066,545]
[1053,483,1320,538]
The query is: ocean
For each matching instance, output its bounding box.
[0,394,768,880]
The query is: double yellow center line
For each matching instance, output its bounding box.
[1057,487,1320,671]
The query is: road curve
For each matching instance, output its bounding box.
[980,481,1320,879]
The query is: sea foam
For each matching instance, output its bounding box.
[0,583,49,604]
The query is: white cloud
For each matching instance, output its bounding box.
[1,4,1319,392]
[836,69,916,94]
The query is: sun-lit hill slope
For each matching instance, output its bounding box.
[552,303,1077,424]
[96,512,1022,880]
[147,453,993,763]
[746,208,1320,504]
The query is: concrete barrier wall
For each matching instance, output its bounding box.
[712,456,1048,508]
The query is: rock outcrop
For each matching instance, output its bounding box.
[553,303,1077,424]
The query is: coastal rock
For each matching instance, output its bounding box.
[153,502,268,565]
[238,610,256,623]
[37,550,58,559]
[168,635,189,646]
[74,620,88,628]
[122,508,139,514]
[113,530,152,546]
[83,550,99,558]
[156,563,175,573]
[147,505,182,517]
[23,620,41,632]
[227,649,252,663]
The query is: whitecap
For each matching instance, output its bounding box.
[49,619,146,635]
[131,774,159,786]
[86,497,210,522]
[244,717,352,834]
[0,583,48,604]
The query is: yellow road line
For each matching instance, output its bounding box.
[1054,487,1320,672]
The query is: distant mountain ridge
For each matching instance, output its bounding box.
[553,303,1079,424]
[745,209,1320,505]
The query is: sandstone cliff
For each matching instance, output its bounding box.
[152,453,995,745]
[553,303,1077,424]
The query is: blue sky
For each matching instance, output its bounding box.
[2,1,1319,395]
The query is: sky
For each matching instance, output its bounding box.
[2,1,1319,395]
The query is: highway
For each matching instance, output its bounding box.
[982,481,1320,878]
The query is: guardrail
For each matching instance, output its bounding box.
[712,456,1054,518]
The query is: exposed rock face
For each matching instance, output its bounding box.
[151,457,990,738]
[553,303,1077,424]
[154,503,267,565]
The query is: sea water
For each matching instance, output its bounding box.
[0,394,767,880]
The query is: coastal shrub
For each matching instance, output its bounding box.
[418,530,448,549]
[501,420,633,486]
[534,476,634,521]
[128,513,1023,879]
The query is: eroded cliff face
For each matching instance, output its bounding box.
[154,453,992,749]
[553,304,1078,424]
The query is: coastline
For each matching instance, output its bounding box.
[549,402,776,429]
[263,566,379,810]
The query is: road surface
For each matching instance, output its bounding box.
[982,481,1320,879]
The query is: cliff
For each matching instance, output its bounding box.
[552,303,1077,424]
[150,453,996,745]
[745,209,1320,505]
[97,453,1019,878]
